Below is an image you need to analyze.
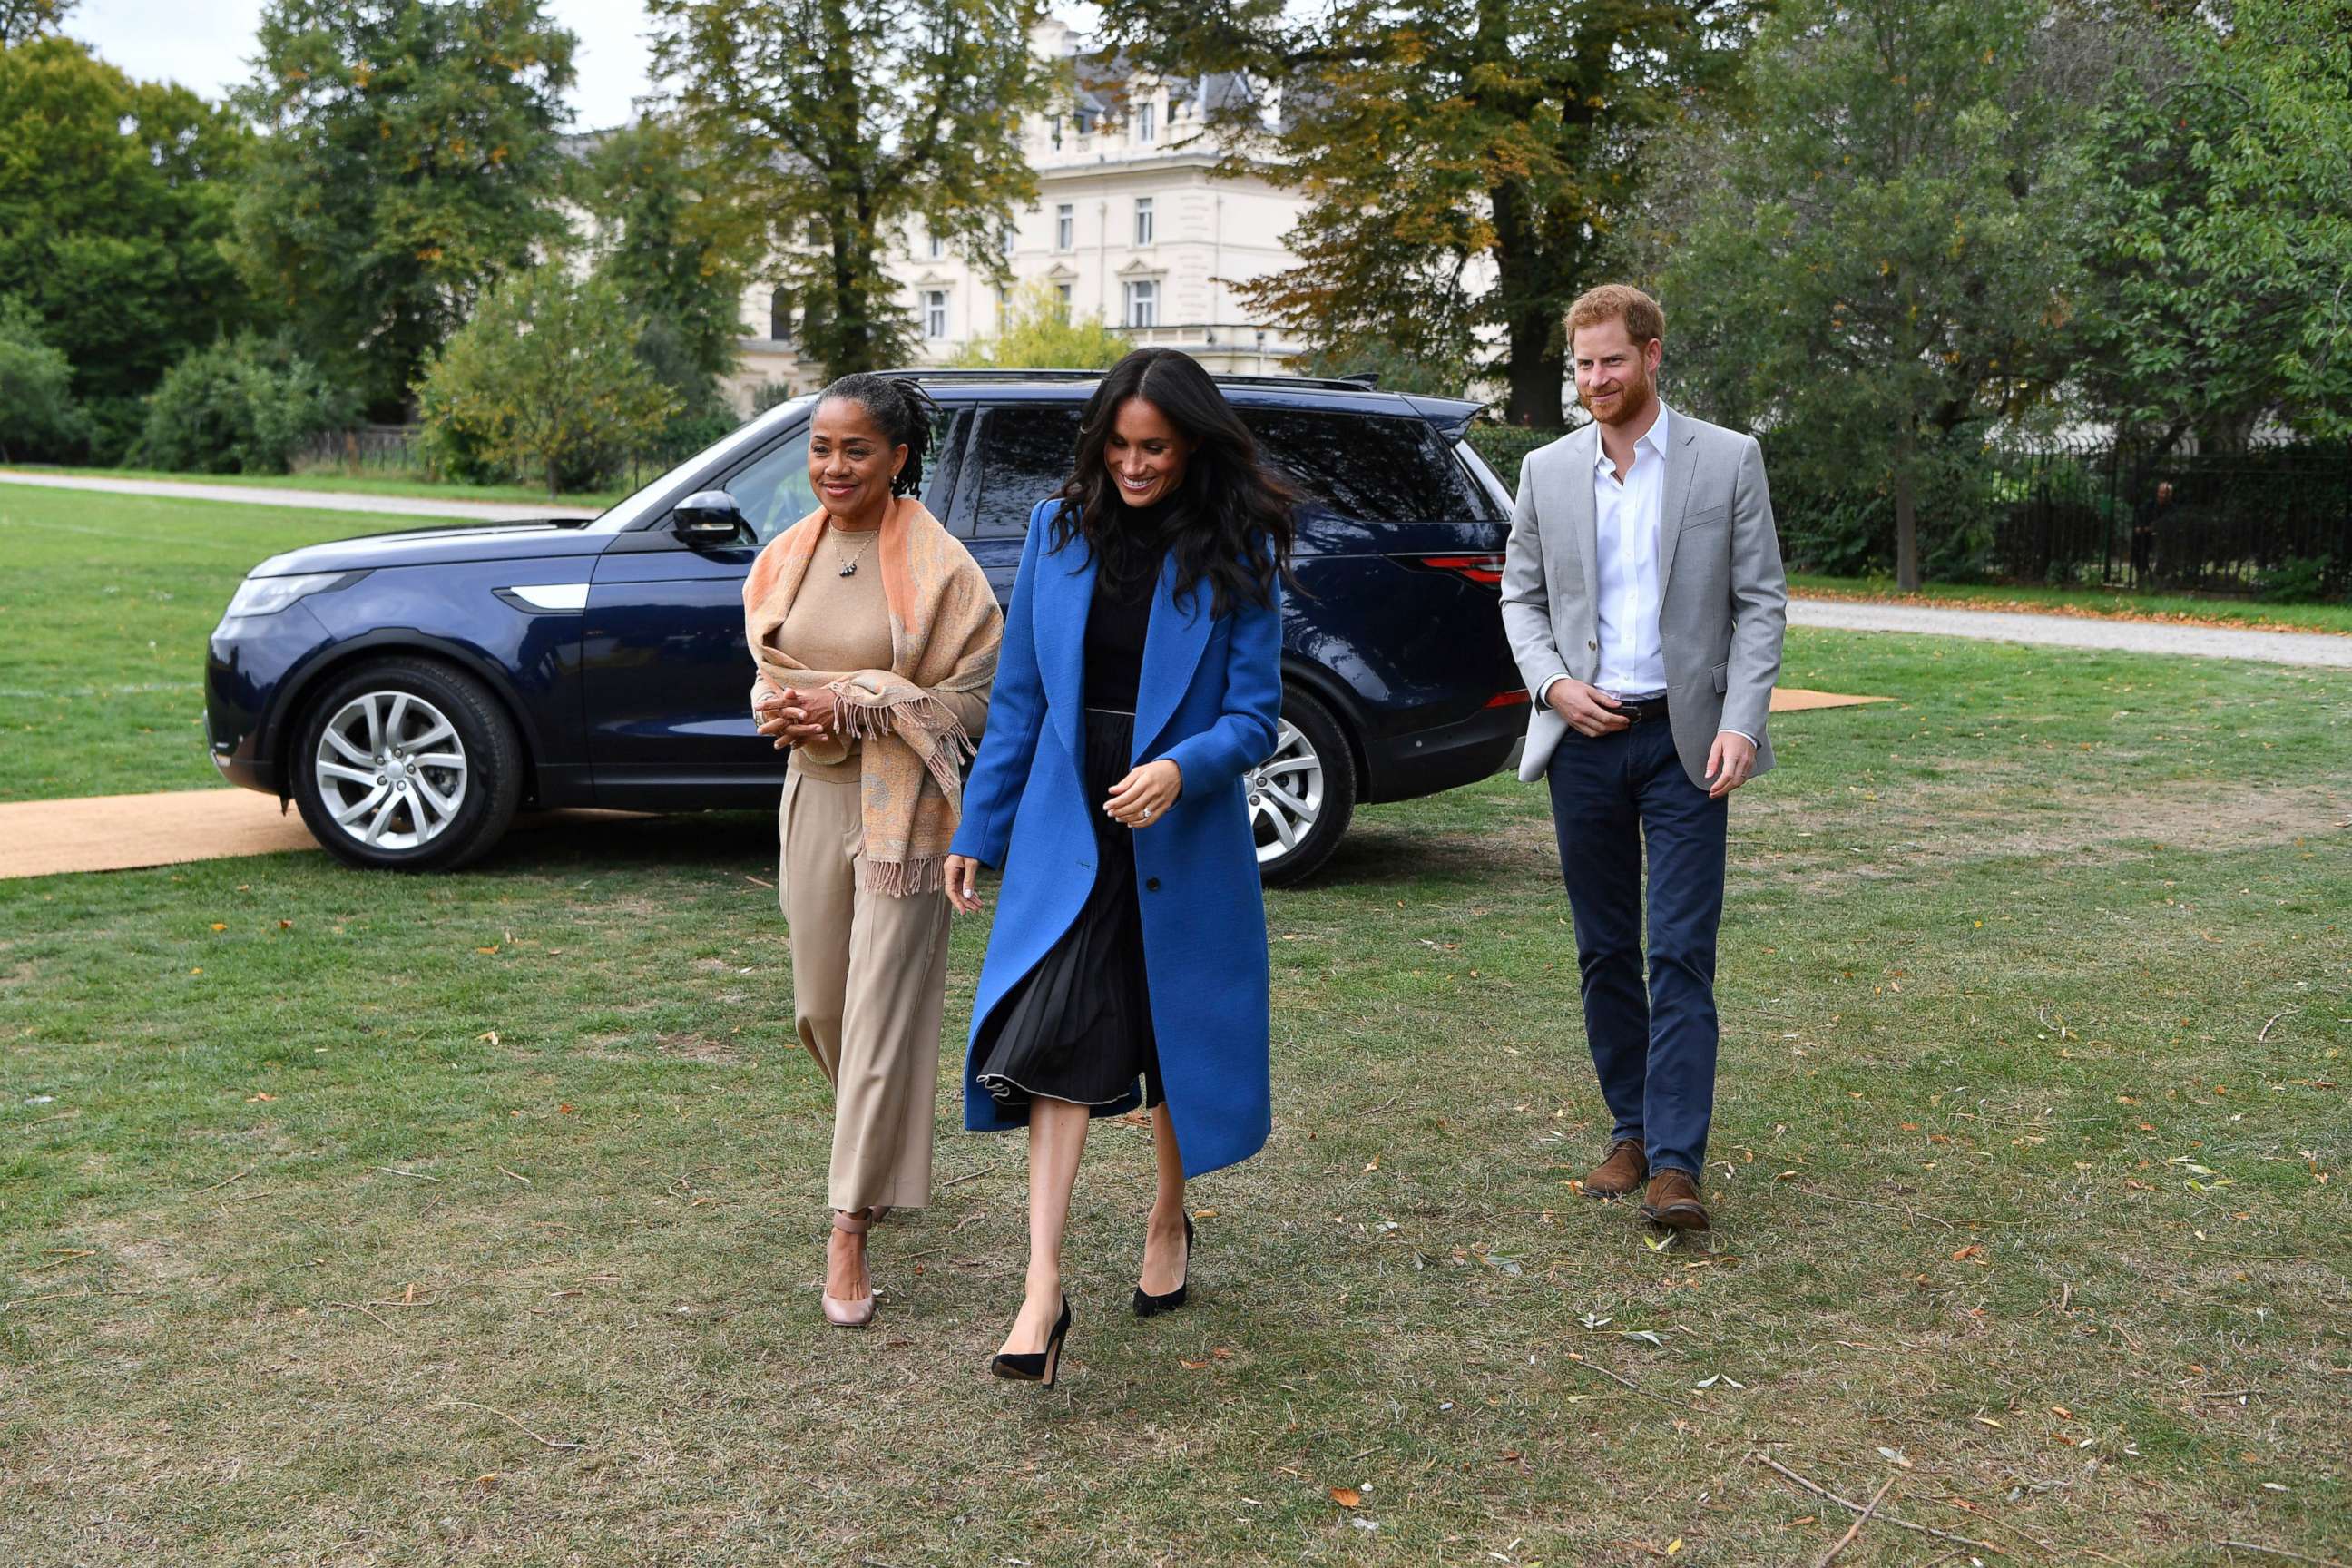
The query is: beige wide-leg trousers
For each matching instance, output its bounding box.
[779,768,952,1214]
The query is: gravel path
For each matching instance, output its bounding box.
[0,470,601,523]
[1789,597,2352,668]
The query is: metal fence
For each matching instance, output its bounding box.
[300,423,420,471]
[1990,437,2352,596]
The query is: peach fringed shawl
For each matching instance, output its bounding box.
[743,497,1002,897]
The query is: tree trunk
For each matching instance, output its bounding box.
[547,459,560,504]
[1490,180,1563,427]
[1894,420,1920,592]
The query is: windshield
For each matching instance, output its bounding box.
[583,395,820,533]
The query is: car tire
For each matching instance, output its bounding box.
[289,656,524,872]
[1252,688,1356,887]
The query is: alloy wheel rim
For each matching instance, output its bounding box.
[312,691,468,850]
[1246,719,1323,866]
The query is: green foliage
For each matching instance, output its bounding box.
[2086,0,2352,444]
[0,0,74,45]
[948,280,1129,369]
[648,0,1053,378]
[230,0,580,418]
[1463,423,1565,483]
[577,115,760,386]
[1289,337,1478,400]
[2254,556,2338,605]
[0,38,252,458]
[414,267,681,499]
[1642,0,2097,587]
[1095,0,1758,426]
[0,294,83,463]
[128,334,353,475]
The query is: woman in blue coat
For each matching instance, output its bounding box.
[944,348,1292,1387]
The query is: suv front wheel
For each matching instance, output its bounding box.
[1252,688,1355,887]
[289,656,524,871]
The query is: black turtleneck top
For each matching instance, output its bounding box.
[1083,498,1171,712]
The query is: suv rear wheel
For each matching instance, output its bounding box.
[290,656,524,871]
[1253,688,1355,887]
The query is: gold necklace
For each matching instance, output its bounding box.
[831,524,880,577]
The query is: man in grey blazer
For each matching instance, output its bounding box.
[1499,284,1787,1230]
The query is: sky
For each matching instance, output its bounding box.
[68,0,664,131]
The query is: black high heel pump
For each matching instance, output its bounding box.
[1132,1214,1193,1318]
[991,1294,1073,1387]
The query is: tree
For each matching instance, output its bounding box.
[0,295,83,463]
[576,114,761,386]
[949,279,1131,368]
[0,0,75,45]
[1093,0,1759,426]
[1642,0,2100,588]
[231,0,579,418]
[2085,0,2352,446]
[414,267,681,499]
[0,38,252,456]
[648,0,1053,377]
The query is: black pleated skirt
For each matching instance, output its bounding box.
[972,708,1164,1117]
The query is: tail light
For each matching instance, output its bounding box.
[1485,689,1530,708]
[1396,552,1505,586]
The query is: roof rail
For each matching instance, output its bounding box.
[878,367,1394,395]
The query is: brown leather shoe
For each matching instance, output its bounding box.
[1641,1169,1710,1230]
[1583,1139,1649,1199]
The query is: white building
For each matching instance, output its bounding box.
[723,16,1311,410]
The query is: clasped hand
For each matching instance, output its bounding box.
[754,680,839,749]
[944,760,1183,917]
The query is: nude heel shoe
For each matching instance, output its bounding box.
[821,1207,877,1328]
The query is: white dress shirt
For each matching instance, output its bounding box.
[1592,402,1672,697]
[1537,401,1756,745]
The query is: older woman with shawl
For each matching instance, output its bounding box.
[743,373,1001,1328]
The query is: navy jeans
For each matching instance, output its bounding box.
[1544,714,1729,1178]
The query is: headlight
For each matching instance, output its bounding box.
[223,571,360,619]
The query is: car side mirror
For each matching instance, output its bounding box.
[672,490,750,546]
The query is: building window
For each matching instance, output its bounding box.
[1134,198,1154,247]
[927,230,945,260]
[924,290,948,339]
[1055,203,1073,250]
[1123,279,1158,328]
[1137,103,1155,143]
[1049,113,1063,150]
[1075,108,1094,135]
[997,283,1011,319]
[769,287,792,343]
[1055,282,1073,312]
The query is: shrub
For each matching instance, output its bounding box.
[2255,555,2338,604]
[415,267,681,500]
[130,336,350,474]
[1464,424,1565,485]
[0,295,86,463]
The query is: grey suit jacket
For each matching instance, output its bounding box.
[1500,411,1789,789]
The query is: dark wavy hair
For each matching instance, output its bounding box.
[1051,348,1297,619]
[814,372,938,496]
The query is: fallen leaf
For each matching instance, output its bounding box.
[210,922,227,932]
[1877,1446,1913,1468]
[476,945,500,956]
[1667,1541,1683,1556]
[246,1092,274,1102]
[1951,1244,1984,1261]
[1181,1357,1210,1370]
[478,1031,500,1045]
[1329,1487,1361,1507]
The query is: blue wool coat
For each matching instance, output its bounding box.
[949,498,1282,1179]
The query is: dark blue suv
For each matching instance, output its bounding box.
[206,371,1528,884]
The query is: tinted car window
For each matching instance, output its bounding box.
[1244,409,1485,523]
[970,405,1084,536]
[722,427,818,543]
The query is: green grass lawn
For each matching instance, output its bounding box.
[0,485,485,801]
[4,495,2349,1566]
[1790,573,2352,636]
[1,463,630,512]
